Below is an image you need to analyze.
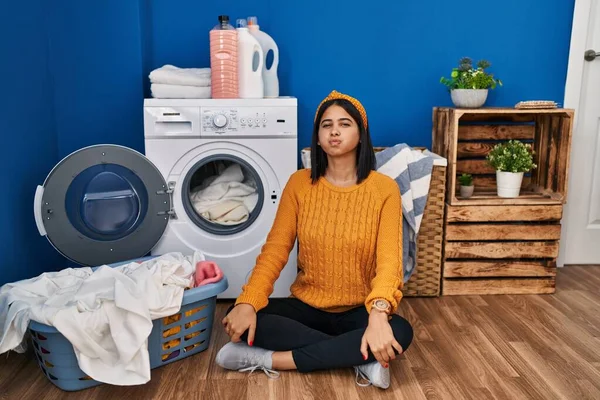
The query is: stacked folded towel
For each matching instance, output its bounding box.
[149,64,212,99]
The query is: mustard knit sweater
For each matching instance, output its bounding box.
[235,169,404,314]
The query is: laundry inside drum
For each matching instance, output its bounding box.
[188,160,260,227]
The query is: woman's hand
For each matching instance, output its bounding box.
[222,303,257,345]
[360,311,403,367]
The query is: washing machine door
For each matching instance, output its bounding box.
[34,144,172,266]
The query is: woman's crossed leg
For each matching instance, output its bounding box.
[216,298,413,389]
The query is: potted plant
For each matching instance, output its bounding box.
[486,140,537,198]
[440,57,502,108]
[458,173,474,198]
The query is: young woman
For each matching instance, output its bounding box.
[215,90,413,389]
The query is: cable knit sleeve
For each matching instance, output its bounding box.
[234,172,302,312]
[365,182,404,314]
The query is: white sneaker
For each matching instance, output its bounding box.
[354,361,390,389]
[215,342,279,378]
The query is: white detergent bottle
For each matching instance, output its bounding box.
[247,16,279,98]
[236,19,264,98]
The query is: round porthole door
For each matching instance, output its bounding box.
[34,144,172,266]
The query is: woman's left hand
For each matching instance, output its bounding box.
[360,311,403,368]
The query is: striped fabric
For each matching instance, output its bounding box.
[376,144,436,282]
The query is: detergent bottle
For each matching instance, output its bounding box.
[209,15,238,98]
[247,16,279,98]
[236,19,264,98]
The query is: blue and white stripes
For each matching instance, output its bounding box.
[375,144,437,282]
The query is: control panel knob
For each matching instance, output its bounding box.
[212,114,228,128]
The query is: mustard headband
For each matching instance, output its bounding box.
[315,90,368,128]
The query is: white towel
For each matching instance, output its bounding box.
[0,252,202,386]
[149,64,211,87]
[375,145,437,282]
[151,83,211,99]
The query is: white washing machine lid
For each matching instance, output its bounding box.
[34,144,171,267]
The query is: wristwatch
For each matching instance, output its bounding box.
[372,299,391,314]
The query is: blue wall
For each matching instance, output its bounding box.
[0,1,64,285]
[0,0,145,285]
[150,0,575,148]
[0,0,575,285]
[48,0,146,158]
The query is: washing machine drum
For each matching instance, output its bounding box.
[34,145,171,267]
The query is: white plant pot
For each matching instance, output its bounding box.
[451,89,488,108]
[496,171,524,198]
[460,185,474,198]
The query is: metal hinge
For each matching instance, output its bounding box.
[157,181,177,219]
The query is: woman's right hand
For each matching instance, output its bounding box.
[222,303,257,345]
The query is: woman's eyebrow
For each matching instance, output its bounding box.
[321,117,353,125]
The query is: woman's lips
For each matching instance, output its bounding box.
[329,139,341,146]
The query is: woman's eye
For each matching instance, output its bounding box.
[322,124,331,128]
[342,123,350,127]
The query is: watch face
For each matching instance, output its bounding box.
[375,300,388,309]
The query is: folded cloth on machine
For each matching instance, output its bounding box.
[149,64,211,86]
[375,144,437,282]
[151,83,211,99]
[0,252,203,386]
[190,164,258,225]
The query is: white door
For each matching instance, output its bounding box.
[561,0,600,264]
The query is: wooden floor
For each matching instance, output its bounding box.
[1,265,599,400]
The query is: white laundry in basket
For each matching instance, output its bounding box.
[0,252,203,386]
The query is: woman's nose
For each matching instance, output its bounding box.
[330,127,340,136]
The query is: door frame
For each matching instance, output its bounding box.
[560,0,595,266]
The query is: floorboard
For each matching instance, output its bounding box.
[1,265,599,399]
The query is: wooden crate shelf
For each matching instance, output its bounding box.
[442,203,561,295]
[445,204,563,222]
[442,278,556,296]
[445,223,562,241]
[433,107,574,296]
[432,107,574,206]
[443,260,556,278]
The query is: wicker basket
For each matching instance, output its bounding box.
[405,162,446,296]
[300,146,446,297]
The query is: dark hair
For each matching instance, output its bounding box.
[310,98,375,184]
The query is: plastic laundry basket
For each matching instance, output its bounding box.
[27,257,228,392]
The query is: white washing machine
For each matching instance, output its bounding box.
[33,97,298,299]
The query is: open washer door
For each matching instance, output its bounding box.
[34,144,172,267]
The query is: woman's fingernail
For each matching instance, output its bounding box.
[384,363,389,368]
[249,341,253,347]
[363,354,367,360]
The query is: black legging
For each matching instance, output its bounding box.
[226,298,414,372]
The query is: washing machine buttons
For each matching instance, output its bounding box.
[237,116,267,128]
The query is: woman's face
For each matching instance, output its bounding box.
[317,105,360,157]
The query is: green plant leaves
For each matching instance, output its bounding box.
[459,173,473,186]
[486,140,537,173]
[440,57,501,90]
